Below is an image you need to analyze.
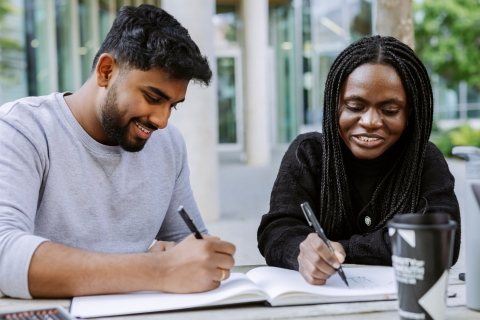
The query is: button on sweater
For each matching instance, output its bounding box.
[341,139,394,235]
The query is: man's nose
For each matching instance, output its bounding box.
[359,108,382,129]
[149,106,171,129]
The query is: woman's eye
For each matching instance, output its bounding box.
[383,109,399,115]
[171,104,177,110]
[346,104,363,111]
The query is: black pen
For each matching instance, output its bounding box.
[300,202,349,287]
[178,205,203,239]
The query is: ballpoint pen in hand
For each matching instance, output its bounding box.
[178,205,203,239]
[300,202,349,287]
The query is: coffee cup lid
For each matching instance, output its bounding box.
[392,213,450,225]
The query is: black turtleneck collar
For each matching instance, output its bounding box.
[340,138,397,177]
[340,138,401,233]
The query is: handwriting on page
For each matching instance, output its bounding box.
[347,276,395,289]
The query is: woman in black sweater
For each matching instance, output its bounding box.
[257,36,461,285]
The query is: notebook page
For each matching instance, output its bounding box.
[71,273,266,318]
[246,266,397,301]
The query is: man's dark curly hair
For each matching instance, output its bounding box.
[91,4,212,86]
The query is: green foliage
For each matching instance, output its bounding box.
[0,0,23,84]
[431,131,455,157]
[0,0,16,20]
[414,0,480,89]
[449,124,480,146]
[431,124,480,156]
[431,119,440,132]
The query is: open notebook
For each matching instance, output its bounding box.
[70,266,397,318]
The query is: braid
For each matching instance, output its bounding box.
[319,36,434,239]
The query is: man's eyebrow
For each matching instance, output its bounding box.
[145,86,171,101]
[344,95,405,105]
[145,86,185,103]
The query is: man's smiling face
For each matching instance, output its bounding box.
[99,68,189,152]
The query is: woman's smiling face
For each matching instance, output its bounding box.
[337,63,409,160]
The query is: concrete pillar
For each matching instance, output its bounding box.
[162,0,220,222]
[242,0,271,166]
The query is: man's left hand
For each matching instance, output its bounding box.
[148,241,177,252]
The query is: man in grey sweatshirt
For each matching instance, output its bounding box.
[0,5,235,299]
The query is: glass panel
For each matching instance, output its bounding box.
[55,0,75,92]
[23,0,55,96]
[302,0,314,125]
[34,0,53,95]
[213,5,238,49]
[79,0,95,82]
[0,0,28,103]
[217,57,237,144]
[308,0,373,127]
[315,2,346,45]
[317,53,336,116]
[467,86,480,103]
[99,0,111,43]
[349,0,372,42]
[274,4,298,143]
[270,0,374,136]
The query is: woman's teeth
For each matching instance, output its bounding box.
[358,136,379,142]
[134,121,151,134]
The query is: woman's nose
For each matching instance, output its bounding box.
[359,108,382,129]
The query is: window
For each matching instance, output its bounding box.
[218,57,237,143]
[55,0,76,92]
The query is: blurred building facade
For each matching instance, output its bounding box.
[1,0,478,220]
[2,0,480,147]
[210,0,377,150]
[0,0,378,147]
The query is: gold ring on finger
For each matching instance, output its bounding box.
[219,269,226,281]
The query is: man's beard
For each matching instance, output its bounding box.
[100,83,147,153]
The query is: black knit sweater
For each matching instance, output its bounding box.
[257,132,461,269]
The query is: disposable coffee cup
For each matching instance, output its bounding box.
[388,213,457,320]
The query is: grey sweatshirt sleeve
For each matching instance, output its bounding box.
[0,118,49,299]
[155,125,208,242]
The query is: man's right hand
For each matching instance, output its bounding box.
[152,235,236,293]
[28,236,235,297]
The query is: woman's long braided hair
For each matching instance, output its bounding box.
[319,36,433,239]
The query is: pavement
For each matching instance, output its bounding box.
[206,147,467,267]
[205,147,286,266]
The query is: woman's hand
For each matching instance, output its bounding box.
[298,233,346,285]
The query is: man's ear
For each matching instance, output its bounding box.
[95,53,116,88]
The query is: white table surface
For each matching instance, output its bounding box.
[1,264,478,320]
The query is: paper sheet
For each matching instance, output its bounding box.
[70,273,265,318]
[246,266,397,300]
[71,266,398,318]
